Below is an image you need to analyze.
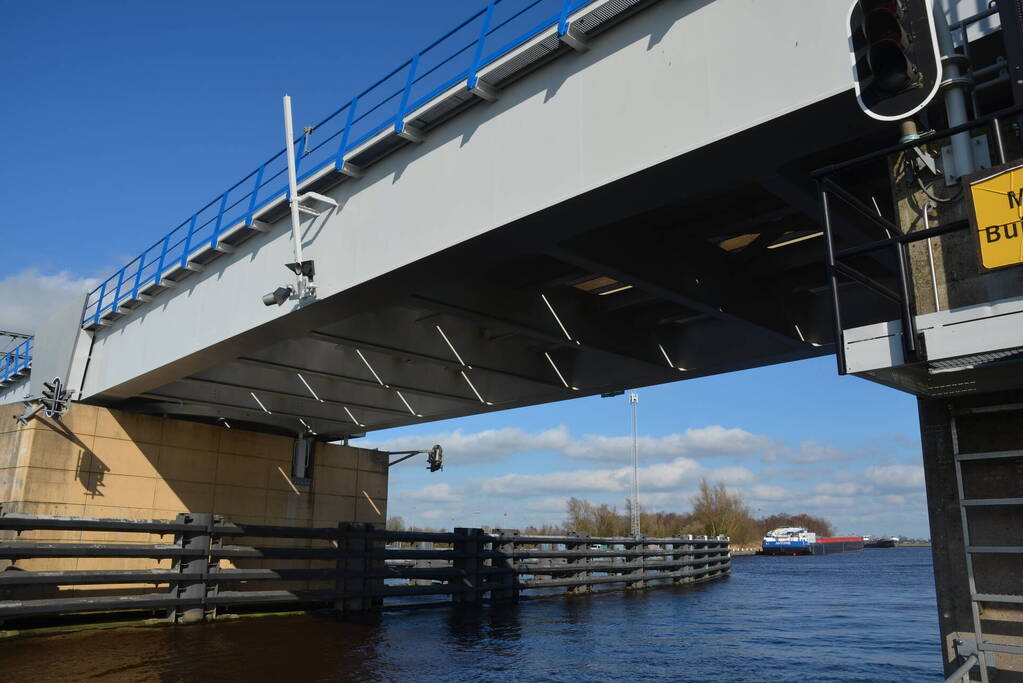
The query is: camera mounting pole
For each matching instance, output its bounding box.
[384,445,444,472]
[283,94,316,300]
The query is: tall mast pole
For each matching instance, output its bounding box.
[630,391,640,538]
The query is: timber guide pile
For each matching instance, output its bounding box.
[0,511,730,631]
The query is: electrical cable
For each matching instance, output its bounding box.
[902,156,962,204]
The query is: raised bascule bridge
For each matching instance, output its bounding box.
[1,0,1022,677]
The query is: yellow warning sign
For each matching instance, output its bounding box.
[967,161,1023,270]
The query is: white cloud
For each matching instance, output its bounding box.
[399,482,461,503]
[864,464,925,492]
[788,441,851,464]
[0,268,97,337]
[475,457,751,497]
[363,424,778,465]
[749,484,797,501]
[812,482,864,496]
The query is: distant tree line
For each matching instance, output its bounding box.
[536,481,835,548]
[386,479,834,549]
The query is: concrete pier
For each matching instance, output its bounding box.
[0,402,388,583]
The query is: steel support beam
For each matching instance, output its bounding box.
[306,330,571,392]
[138,393,359,430]
[178,376,410,418]
[232,356,479,405]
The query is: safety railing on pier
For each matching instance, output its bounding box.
[812,101,1023,376]
[0,511,730,629]
[80,0,632,328]
[0,337,31,385]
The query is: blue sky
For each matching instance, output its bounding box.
[0,1,929,537]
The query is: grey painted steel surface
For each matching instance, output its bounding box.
[0,375,31,405]
[842,295,1023,397]
[79,0,853,400]
[28,293,89,398]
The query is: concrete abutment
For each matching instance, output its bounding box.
[0,402,388,587]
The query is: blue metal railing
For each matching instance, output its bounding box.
[0,337,32,383]
[82,0,596,326]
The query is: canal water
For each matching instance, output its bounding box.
[0,546,939,682]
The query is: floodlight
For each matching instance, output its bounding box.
[262,286,294,307]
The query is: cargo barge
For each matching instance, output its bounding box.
[863,536,898,549]
[759,527,864,556]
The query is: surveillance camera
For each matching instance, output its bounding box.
[262,285,294,307]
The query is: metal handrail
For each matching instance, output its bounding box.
[814,104,1023,376]
[81,0,597,326]
[0,336,32,383]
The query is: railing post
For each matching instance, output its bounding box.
[566,533,589,594]
[210,191,230,249]
[244,164,266,226]
[335,97,359,171]
[819,184,847,375]
[130,253,145,300]
[558,0,573,35]
[334,521,347,613]
[452,527,481,604]
[92,281,107,325]
[207,516,222,620]
[671,538,686,585]
[719,535,731,578]
[367,523,384,609]
[685,535,695,584]
[467,2,496,90]
[394,55,421,135]
[170,512,212,624]
[490,529,519,603]
[339,522,370,613]
[154,235,170,286]
[180,213,198,269]
[627,537,646,589]
[111,268,126,313]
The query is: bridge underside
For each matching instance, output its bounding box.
[108,92,889,440]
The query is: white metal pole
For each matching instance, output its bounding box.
[283,95,305,293]
[630,392,640,538]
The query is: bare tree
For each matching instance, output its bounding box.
[690,479,757,545]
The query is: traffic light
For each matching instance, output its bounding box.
[427,444,443,472]
[40,376,68,419]
[848,0,941,121]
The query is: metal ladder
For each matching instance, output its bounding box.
[948,403,1023,682]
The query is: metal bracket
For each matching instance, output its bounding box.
[397,124,424,144]
[955,636,978,658]
[294,191,339,217]
[912,146,940,175]
[559,26,590,52]
[339,161,364,178]
[470,81,499,102]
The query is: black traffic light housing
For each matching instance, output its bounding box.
[40,376,69,419]
[427,444,443,472]
[848,0,941,121]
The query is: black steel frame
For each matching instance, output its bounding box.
[811,102,1023,375]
